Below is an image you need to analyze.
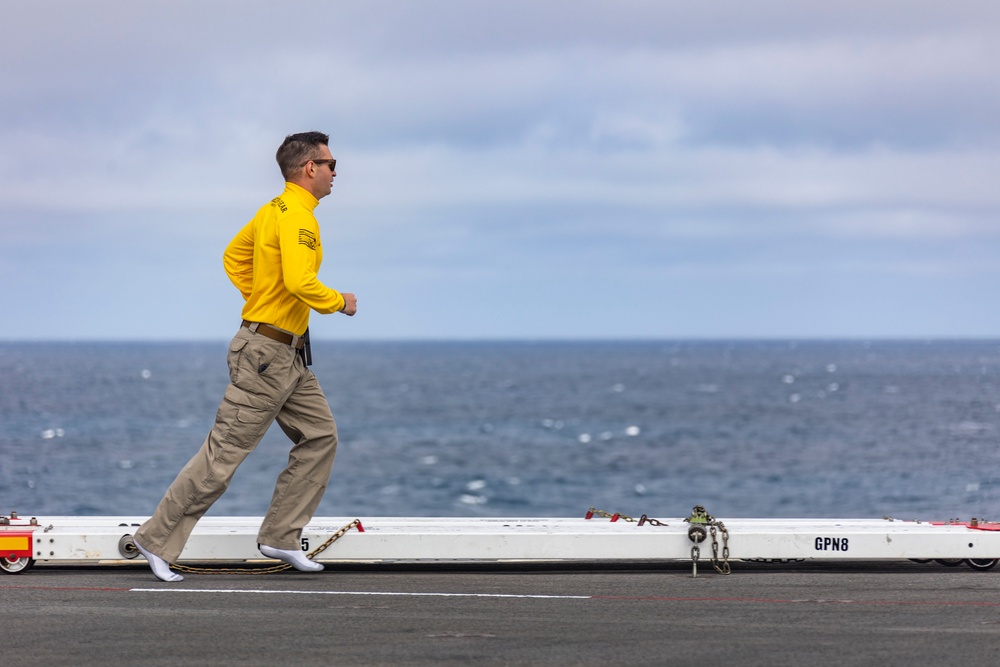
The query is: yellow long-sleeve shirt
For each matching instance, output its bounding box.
[223,182,345,336]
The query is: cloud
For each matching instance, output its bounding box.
[1,1,1000,339]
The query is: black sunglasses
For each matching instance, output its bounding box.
[303,158,336,171]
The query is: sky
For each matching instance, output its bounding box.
[2,1,999,341]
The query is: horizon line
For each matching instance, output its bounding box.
[2,335,999,345]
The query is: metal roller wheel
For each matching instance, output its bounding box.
[1,555,34,574]
[118,534,140,559]
[965,558,998,571]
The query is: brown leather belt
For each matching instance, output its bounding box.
[241,320,306,349]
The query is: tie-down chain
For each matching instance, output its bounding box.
[586,505,731,576]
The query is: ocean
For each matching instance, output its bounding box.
[2,339,1000,522]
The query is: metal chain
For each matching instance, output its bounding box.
[170,519,362,576]
[685,506,731,576]
[586,507,669,527]
[710,523,732,575]
[588,505,730,574]
[587,507,638,522]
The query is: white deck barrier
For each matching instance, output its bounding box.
[4,509,1000,574]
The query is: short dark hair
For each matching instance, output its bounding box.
[276,131,330,180]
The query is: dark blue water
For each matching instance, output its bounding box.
[2,340,1000,521]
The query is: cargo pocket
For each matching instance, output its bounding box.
[220,384,272,448]
[227,335,251,385]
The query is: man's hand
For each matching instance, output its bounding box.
[340,292,357,316]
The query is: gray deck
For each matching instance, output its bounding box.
[4,560,1000,666]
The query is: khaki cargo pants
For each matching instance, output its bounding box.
[134,326,338,563]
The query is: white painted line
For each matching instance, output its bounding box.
[130,588,592,600]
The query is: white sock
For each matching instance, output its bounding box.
[133,539,184,582]
[259,544,324,572]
